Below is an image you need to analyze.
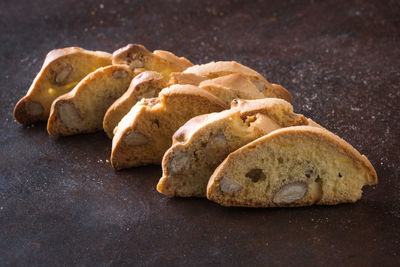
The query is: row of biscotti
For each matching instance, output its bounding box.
[14,44,290,137]
[13,44,292,166]
[13,44,377,207]
[155,98,377,207]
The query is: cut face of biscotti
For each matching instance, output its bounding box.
[111,84,228,169]
[183,61,292,102]
[207,126,378,207]
[198,73,266,105]
[112,44,192,81]
[157,98,310,198]
[14,47,112,124]
[47,64,133,136]
[103,71,167,139]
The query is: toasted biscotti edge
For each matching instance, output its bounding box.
[14,47,112,124]
[112,44,192,81]
[206,126,378,207]
[158,98,313,198]
[103,71,167,139]
[184,61,292,102]
[47,64,133,136]
[110,84,228,169]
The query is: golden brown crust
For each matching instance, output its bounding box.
[183,61,292,102]
[103,71,167,138]
[153,50,193,70]
[158,98,314,198]
[270,83,292,103]
[231,98,309,126]
[184,61,267,80]
[112,44,192,81]
[207,126,378,207]
[198,73,265,105]
[47,64,133,136]
[110,84,228,169]
[168,72,208,86]
[14,47,112,124]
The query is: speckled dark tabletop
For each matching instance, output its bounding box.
[0,0,399,266]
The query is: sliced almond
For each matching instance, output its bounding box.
[273,182,307,204]
[112,69,129,79]
[168,149,190,175]
[58,101,81,128]
[220,177,243,194]
[55,64,73,84]
[205,132,229,166]
[24,101,44,117]
[124,131,149,146]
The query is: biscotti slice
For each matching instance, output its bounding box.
[111,84,228,169]
[168,72,208,86]
[183,61,292,102]
[112,44,192,81]
[207,126,378,207]
[103,71,167,139]
[47,64,133,136]
[198,73,266,105]
[157,98,310,198]
[14,47,112,124]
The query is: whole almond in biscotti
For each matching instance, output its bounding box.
[110,84,228,170]
[103,71,167,139]
[13,47,112,124]
[157,98,312,198]
[47,64,134,136]
[112,44,193,81]
[206,126,378,207]
[183,61,292,102]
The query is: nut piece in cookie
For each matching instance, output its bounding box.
[47,64,133,136]
[112,44,192,81]
[14,47,112,124]
[103,71,167,139]
[206,126,378,207]
[110,84,228,170]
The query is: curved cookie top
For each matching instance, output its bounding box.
[231,98,308,126]
[173,109,237,144]
[225,126,378,185]
[184,61,268,83]
[199,73,265,99]
[130,71,164,88]
[153,50,193,70]
[160,84,228,108]
[169,72,208,86]
[112,44,153,65]
[172,98,307,145]
[44,47,111,67]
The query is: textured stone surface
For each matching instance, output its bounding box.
[0,0,399,265]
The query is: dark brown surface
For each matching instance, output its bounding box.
[1,0,399,266]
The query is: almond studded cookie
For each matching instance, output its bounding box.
[111,84,228,170]
[197,73,266,105]
[207,126,378,207]
[47,64,133,136]
[112,44,193,81]
[182,61,292,102]
[103,71,167,139]
[157,98,311,198]
[14,47,112,124]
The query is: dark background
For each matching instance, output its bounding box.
[1,0,399,266]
